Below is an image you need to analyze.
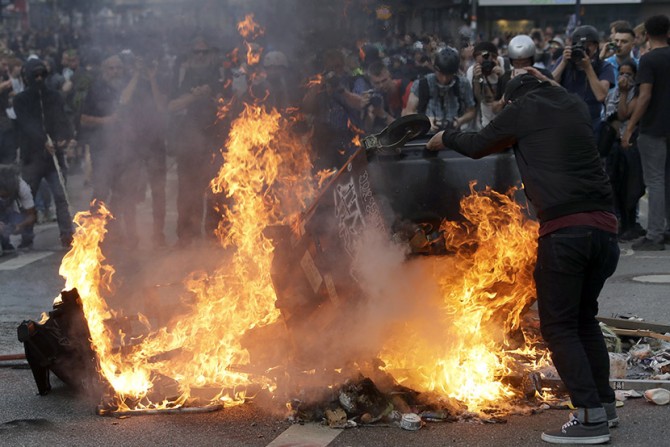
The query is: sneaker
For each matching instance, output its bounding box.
[602,401,619,428]
[541,414,610,444]
[631,237,664,251]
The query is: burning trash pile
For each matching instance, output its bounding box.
[15,12,575,425]
[17,100,567,425]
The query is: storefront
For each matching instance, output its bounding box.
[477,0,645,40]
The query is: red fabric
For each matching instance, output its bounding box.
[402,80,414,110]
[539,211,618,237]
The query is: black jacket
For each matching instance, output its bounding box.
[442,83,614,223]
[14,85,72,165]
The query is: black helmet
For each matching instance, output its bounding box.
[571,25,600,45]
[504,73,544,102]
[434,48,459,75]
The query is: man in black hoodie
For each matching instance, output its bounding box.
[14,58,74,248]
[427,69,619,445]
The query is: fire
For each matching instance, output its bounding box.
[245,42,263,66]
[59,105,315,412]
[56,10,552,417]
[60,204,154,399]
[237,13,264,40]
[378,183,541,410]
[305,74,323,89]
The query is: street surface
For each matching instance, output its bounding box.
[1,163,669,446]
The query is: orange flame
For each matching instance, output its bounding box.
[237,13,264,40]
[59,104,315,412]
[378,183,542,410]
[245,42,263,66]
[305,74,323,89]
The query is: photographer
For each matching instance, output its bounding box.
[604,27,639,87]
[362,61,404,133]
[552,25,616,130]
[466,42,506,129]
[403,47,475,132]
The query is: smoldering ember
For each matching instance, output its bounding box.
[6,2,670,437]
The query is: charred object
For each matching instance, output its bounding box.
[17,288,101,396]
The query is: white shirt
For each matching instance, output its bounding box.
[13,178,35,212]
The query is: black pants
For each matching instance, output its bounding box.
[534,226,619,409]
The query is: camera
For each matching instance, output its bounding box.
[370,91,384,108]
[607,42,619,52]
[480,51,495,76]
[571,43,586,62]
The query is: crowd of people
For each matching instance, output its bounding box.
[0,13,668,256]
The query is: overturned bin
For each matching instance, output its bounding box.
[267,115,524,359]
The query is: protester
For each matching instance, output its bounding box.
[0,54,17,164]
[426,69,619,444]
[79,54,127,239]
[117,48,169,248]
[302,48,367,170]
[622,14,670,251]
[13,58,74,249]
[167,35,225,248]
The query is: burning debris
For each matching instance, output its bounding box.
[17,95,670,427]
[18,11,666,430]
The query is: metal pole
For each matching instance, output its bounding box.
[575,0,581,27]
[471,0,477,38]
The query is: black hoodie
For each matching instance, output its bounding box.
[14,59,73,165]
[442,82,614,223]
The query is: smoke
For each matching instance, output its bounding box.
[349,226,446,356]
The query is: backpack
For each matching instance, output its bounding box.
[417,76,464,117]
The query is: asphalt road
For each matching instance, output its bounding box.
[1,165,669,446]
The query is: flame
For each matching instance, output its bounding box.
[237,13,264,40]
[305,74,323,89]
[57,13,552,415]
[59,105,315,412]
[378,183,542,410]
[245,42,263,66]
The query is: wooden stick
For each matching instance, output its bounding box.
[610,328,670,342]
